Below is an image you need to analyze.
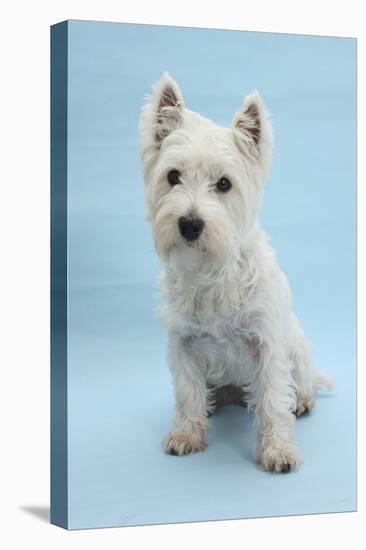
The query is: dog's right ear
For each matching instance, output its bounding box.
[139,74,185,219]
[149,73,184,144]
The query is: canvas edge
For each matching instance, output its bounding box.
[50,20,69,530]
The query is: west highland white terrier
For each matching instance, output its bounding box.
[139,73,334,472]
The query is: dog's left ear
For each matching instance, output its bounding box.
[232,91,273,175]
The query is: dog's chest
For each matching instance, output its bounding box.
[192,332,257,386]
[163,270,251,336]
[162,272,258,384]
[166,280,234,335]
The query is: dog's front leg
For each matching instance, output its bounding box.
[254,344,302,472]
[164,333,208,456]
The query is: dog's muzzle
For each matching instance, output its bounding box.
[178,216,204,242]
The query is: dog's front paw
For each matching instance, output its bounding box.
[164,432,207,456]
[257,443,302,473]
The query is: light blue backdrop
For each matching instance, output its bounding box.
[66,20,356,529]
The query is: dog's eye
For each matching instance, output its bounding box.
[167,170,181,186]
[216,177,232,193]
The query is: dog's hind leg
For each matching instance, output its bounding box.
[291,337,316,416]
[290,315,335,417]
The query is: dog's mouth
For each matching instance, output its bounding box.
[181,236,207,252]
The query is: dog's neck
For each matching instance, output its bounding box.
[166,225,261,281]
[162,226,263,327]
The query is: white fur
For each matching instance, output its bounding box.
[139,73,334,472]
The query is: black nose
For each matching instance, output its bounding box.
[178,216,204,242]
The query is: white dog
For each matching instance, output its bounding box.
[139,73,334,473]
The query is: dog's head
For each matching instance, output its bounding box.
[139,73,272,267]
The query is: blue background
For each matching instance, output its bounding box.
[66,20,356,529]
